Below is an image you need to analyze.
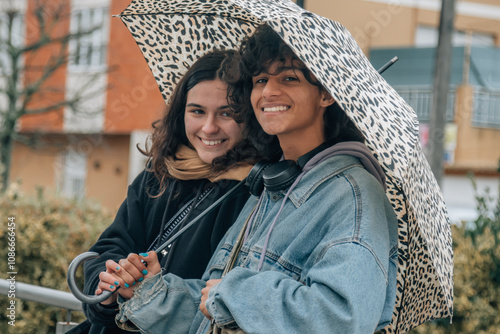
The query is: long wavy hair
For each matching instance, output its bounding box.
[225,24,365,146]
[142,49,281,195]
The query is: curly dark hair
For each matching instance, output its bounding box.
[141,49,281,195]
[225,24,365,146]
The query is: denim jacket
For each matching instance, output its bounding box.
[117,153,398,334]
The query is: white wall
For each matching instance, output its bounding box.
[443,175,499,223]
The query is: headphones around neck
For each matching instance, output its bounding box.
[245,143,329,196]
[245,160,302,196]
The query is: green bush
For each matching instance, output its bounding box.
[0,189,113,334]
[410,177,500,334]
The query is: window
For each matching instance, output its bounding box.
[473,89,500,129]
[395,86,455,122]
[0,11,24,73]
[69,7,109,69]
[60,150,87,199]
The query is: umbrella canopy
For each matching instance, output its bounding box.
[118,0,453,332]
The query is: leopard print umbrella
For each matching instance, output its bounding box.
[118,0,453,332]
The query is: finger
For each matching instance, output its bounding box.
[98,271,121,291]
[115,259,141,288]
[201,285,210,296]
[95,271,120,305]
[126,253,149,278]
[119,257,143,279]
[139,251,161,278]
[105,259,122,273]
[104,259,127,285]
[205,279,222,289]
[97,285,118,305]
[117,283,135,300]
[199,293,211,319]
[97,280,118,293]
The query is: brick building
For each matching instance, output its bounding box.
[6,0,164,209]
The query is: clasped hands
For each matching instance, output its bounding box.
[95,251,160,304]
[96,251,221,320]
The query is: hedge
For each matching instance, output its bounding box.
[0,189,113,333]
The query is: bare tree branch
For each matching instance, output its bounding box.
[0,0,110,191]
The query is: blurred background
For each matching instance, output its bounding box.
[0,0,499,333]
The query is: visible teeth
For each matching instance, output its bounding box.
[202,139,223,146]
[263,106,289,112]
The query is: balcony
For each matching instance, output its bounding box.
[369,46,500,129]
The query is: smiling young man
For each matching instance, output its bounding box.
[250,59,334,161]
[115,25,398,334]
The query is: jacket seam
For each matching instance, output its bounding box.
[319,239,389,283]
[344,174,363,240]
[323,173,388,282]
[292,163,362,207]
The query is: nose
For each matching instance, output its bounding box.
[262,78,281,99]
[202,114,219,134]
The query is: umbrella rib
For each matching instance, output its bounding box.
[117,12,260,26]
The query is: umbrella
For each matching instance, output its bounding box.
[117,0,453,332]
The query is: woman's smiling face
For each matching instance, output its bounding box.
[184,79,244,164]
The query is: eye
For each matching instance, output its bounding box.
[220,111,233,117]
[253,77,268,85]
[283,75,299,82]
[188,108,205,115]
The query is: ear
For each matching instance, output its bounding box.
[319,91,335,108]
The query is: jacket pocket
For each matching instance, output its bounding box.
[207,244,233,275]
[246,247,303,281]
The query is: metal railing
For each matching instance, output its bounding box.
[473,89,500,128]
[394,86,456,122]
[395,85,500,129]
[0,278,82,333]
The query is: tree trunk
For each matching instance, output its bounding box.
[0,123,15,192]
[428,0,456,186]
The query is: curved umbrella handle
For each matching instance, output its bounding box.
[67,251,115,304]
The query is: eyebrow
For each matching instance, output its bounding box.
[276,66,298,72]
[186,103,229,110]
[259,66,302,76]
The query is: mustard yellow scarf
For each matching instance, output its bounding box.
[164,145,252,182]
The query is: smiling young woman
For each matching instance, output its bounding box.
[184,79,244,164]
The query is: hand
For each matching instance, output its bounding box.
[96,255,143,302]
[96,251,160,303]
[200,279,222,319]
